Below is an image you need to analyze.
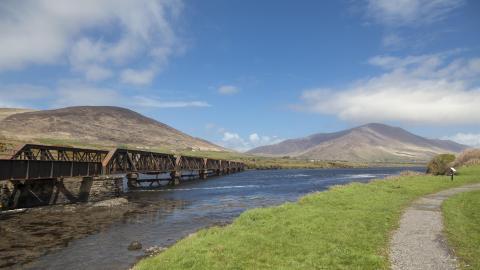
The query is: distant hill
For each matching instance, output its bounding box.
[247,123,468,163]
[0,106,224,152]
[0,108,35,121]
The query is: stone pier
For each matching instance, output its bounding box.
[0,176,123,210]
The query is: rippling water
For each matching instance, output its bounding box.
[25,167,424,270]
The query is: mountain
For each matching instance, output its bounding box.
[0,108,35,121]
[0,106,224,151]
[247,123,468,163]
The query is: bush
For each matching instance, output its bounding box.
[426,153,456,175]
[453,149,480,167]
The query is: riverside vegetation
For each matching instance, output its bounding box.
[134,152,480,270]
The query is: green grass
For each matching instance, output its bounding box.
[443,189,480,269]
[178,149,422,170]
[134,166,480,270]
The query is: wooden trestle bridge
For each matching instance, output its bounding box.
[0,144,245,209]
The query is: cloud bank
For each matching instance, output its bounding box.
[0,0,183,85]
[444,133,480,148]
[298,52,480,124]
[220,132,283,152]
[365,0,464,26]
[360,0,465,50]
[0,81,210,110]
[0,1,210,111]
[203,126,284,152]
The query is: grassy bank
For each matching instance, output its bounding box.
[179,150,424,170]
[443,189,480,269]
[134,166,480,270]
[180,150,369,169]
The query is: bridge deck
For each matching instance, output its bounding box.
[0,144,245,210]
[0,144,245,181]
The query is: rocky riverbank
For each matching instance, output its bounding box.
[0,197,171,269]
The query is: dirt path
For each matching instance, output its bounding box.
[389,183,480,270]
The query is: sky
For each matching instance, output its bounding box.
[0,0,479,151]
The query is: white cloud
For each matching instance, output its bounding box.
[249,133,260,142]
[218,85,239,95]
[365,0,464,26]
[298,52,480,124]
[121,68,157,85]
[220,131,283,152]
[84,65,114,81]
[0,81,208,110]
[55,82,124,107]
[0,0,183,82]
[381,33,403,49]
[443,133,480,147]
[134,96,210,108]
[361,0,464,49]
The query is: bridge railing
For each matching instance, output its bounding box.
[206,158,222,170]
[11,144,108,162]
[102,148,177,175]
[1,144,245,181]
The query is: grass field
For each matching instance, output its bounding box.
[134,166,480,270]
[443,189,480,270]
[178,149,370,169]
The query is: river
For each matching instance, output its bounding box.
[2,167,424,269]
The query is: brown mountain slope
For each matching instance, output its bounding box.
[0,106,224,151]
[247,123,468,163]
[0,108,35,121]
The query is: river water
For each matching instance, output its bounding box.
[15,167,423,269]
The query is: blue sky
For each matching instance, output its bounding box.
[0,0,479,151]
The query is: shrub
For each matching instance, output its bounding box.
[453,149,480,167]
[399,170,423,176]
[464,159,480,166]
[426,153,456,175]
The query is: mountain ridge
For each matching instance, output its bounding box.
[247,123,468,162]
[0,106,224,152]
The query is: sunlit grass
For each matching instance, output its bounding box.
[443,189,480,270]
[134,166,480,270]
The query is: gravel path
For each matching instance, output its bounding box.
[389,183,480,270]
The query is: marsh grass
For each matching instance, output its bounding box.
[134,166,480,270]
[453,149,480,167]
[443,189,480,270]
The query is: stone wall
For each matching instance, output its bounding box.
[0,177,124,210]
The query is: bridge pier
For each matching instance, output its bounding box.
[199,170,208,180]
[0,182,11,209]
[126,173,139,188]
[0,176,124,210]
[79,177,94,201]
[169,171,181,186]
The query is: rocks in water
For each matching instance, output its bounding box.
[128,241,142,251]
[92,198,128,207]
[144,245,166,256]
